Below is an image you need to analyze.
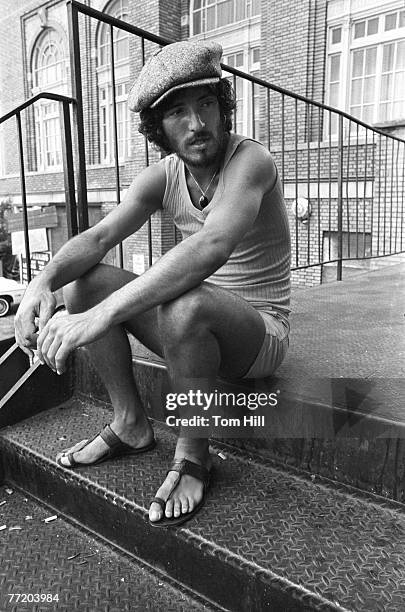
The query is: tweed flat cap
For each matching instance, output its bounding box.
[128,40,223,112]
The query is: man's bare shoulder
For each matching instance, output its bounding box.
[132,158,167,209]
[225,138,276,192]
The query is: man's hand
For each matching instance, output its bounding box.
[36,308,109,374]
[14,287,57,358]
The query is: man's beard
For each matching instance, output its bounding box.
[174,125,228,168]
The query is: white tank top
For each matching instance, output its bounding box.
[161,133,291,314]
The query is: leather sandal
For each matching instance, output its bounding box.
[56,424,156,469]
[149,458,211,528]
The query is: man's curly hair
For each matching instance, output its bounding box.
[138,79,236,154]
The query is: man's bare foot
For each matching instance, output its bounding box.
[149,438,212,523]
[56,416,154,467]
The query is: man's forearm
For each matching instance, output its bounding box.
[29,228,107,292]
[98,232,228,325]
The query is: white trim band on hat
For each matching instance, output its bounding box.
[150,77,221,108]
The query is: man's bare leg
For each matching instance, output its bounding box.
[149,283,266,523]
[57,264,163,466]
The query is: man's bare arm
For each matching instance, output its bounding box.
[15,162,165,355]
[36,141,275,372]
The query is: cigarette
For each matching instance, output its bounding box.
[44,515,58,523]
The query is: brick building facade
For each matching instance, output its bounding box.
[0,0,404,287]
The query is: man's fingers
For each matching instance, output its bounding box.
[14,328,37,359]
[38,295,56,332]
[37,324,55,369]
[55,344,70,375]
[44,336,62,372]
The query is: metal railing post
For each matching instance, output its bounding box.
[337,114,344,281]
[67,0,89,232]
[15,111,31,284]
[141,37,153,269]
[59,100,78,238]
[109,23,124,268]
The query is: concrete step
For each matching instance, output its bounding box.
[0,484,219,611]
[1,397,404,612]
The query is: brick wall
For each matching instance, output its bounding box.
[1,0,403,288]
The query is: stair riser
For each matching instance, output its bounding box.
[0,339,27,398]
[0,364,73,429]
[0,439,326,612]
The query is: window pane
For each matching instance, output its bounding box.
[364,47,376,75]
[351,79,362,104]
[397,41,405,69]
[206,5,215,30]
[352,50,364,77]
[251,0,260,16]
[350,105,361,120]
[194,0,202,9]
[367,18,378,36]
[193,11,202,34]
[235,0,245,21]
[363,76,375,103]
[236,52,244,67]
[399,11,405,28]
[252,48,260,64]
[382,43,394,72]
[393,100,405,116]
[332,27,341,44]
[115,37,129,61]
[395,73,405,98]
[362,104,373,123]
[218,0,234,27]
[379,101,389,121]
[380,74,391,101]
[354,21,365,39]
[330,54,340,81]
[330,82,339,102]
[385,13,397,31]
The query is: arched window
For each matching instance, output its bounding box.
[97,0,130,163]
[31,29,68,170]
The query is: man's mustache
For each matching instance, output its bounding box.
[187,133,212,146]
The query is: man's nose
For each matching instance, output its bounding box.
[188,110,205,130]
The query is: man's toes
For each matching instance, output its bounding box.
[188,495,195,512]
[149,502,164,523]
[180,495,189,515]
[173,498,182,518]
[165,498,174,518]
[58,454,72,467]
[56,439,88,462]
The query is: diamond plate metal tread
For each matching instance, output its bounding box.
[0,486,219,612]
[1,398,405,612]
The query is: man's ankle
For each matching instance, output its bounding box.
[111,413,151,432]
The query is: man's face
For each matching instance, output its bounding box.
[160,85,226,167]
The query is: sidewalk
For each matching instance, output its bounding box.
[274,262,405,425]
[280,262,404,379]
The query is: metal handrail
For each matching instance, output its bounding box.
[0,92,76,125]
[68,0,405,145]
[0,93,78,279]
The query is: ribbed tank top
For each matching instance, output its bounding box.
[162,134,291,315]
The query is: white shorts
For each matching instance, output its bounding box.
[243,310,290,379]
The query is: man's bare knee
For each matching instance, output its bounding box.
[159,285,212,344]
[63,265,105,314]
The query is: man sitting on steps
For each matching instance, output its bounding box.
[14,40,291,527]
